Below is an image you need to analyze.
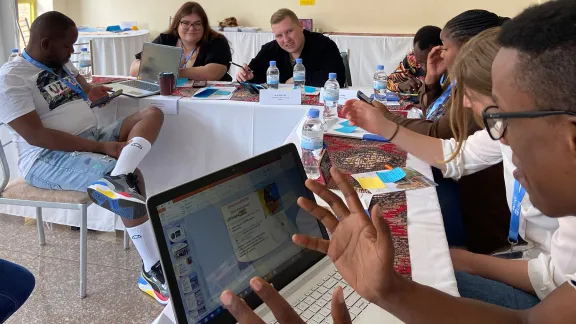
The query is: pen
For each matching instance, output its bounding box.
[384,164,393,170]
[230,61,253,73]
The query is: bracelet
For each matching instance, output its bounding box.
[388,123,400,142]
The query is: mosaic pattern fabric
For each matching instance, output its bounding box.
[318,135,412,278]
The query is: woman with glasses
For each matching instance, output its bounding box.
[342,27,576,310]
[129,2,232,81]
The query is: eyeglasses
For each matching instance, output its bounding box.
[180,21,203,31]
[482,105,576,140]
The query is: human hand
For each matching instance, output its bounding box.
[88,85,113,104]
[424,46,447,85]
[398,78,421,92]
[221,277,352,324]
[293,167,402,305]
[341,99,396,137]
[236,64,254,83]
[101,141,126,159]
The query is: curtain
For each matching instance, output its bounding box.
[0,0,19,64]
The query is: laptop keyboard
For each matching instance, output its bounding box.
[269,269,370,324]
[119,80,160,92]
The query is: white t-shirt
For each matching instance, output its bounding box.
[0,56,97,176]
[442,129,576,299]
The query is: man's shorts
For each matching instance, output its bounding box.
[24,119,124,192]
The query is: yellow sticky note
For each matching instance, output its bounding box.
[357,177,386,190]
[300,0,315,5]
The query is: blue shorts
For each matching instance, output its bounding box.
[24,120,124,192]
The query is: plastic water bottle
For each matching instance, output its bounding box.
[8,49,19,62]
[373,65,388,104]
[323,73,339,125]
[301,108,323,179]
[293,58,305,93]
[79,48,92,83]
[266,61,279,89]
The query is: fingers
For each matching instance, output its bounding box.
[371,204,394,253]
[331,286,353,324]
[303,179,351,219]
[220,290,266,324]
[292,234,330,254]
[297,196,340,233]
[330,167,364,215]
[428,46,443,58]
[250,278,305,324]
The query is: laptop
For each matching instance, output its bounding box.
[147,144,403,324]
[110,43,182,98]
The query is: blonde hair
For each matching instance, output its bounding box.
[270,8,299,25]
[446,27,502,162]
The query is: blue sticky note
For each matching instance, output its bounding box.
[339,120,351,127]
[376,168,407,183]
[176,78,188,87]
[215,90,231,95]
[335,125,358,133]
[304,86,317,93]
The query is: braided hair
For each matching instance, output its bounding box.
[444,10,508,45]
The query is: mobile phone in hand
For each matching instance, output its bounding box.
[357,90,374,106]
[90,89,123,108]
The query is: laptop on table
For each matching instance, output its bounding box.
[110,43,182,98]
[147,144,403,324]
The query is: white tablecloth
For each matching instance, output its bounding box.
[222,32,414,88]
[152,113,458,324]
[0,96,309,231]
[76,30,150,76]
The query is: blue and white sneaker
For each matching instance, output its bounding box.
[138,261,170,305]
[87,173,147,219]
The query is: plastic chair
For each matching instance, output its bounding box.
[340,49,352,87]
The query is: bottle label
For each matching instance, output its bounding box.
[301,136,323,150]
[373,80,385,90]
[294,72,305,82]
[267,76,279,85]
[79,62,91,68]
[324,91,339,102]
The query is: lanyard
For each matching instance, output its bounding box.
[22,50,88,101]
[426,82,453,120]
[509,180,526,245]
[180,43,197,68]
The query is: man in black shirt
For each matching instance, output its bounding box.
[236,8,346,87]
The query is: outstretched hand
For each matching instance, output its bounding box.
[293,167,402,305]
[342,99,396,138]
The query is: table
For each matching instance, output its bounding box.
[152,112,458,323]
[222,32,414,88]
[76,30,150,76]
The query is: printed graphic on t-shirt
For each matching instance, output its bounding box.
[36,70,82,110]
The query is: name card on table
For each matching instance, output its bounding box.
[259,89,302,105]
[319,88,357,105]
[138,95,180,115]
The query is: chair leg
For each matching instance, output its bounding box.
[123,228,129,250]
[35,207,45,246]
[79,204,88,298]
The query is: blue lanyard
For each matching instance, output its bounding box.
[22,50,88,101]
[180,44,196,68]
[426,82,453,120]
[508,180,526,244]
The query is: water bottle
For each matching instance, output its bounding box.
[301,108,324,180]
[8,49,19,62]
[293,58,305,93]
[373,65,388,104]
[79,48,93,83]
[323,73,339,125]
[266,61,279,89]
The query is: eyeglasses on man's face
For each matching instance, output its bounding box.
[482,105,576,140]
[180,21,203,31]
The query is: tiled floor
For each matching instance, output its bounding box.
[0,214,164,323]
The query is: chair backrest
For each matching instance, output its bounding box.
[17,18,31,49]
[0,125,12,194]
[340,50,352,87]
[71,40,95,73]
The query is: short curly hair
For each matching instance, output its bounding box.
[498,0,576,111]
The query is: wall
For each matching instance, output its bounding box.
[59,0,541,38]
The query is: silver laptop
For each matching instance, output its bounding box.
[147,144,403,324]
[111,43,182,98]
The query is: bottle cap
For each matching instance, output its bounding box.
[12,49,18,53]
[81,48,88,52]
[270,61,277,67]
[329,73,337,79]
[296,58,303,64]
[377,65,384,70]
[308,108,320,118]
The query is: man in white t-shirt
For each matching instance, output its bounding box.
[0,12,168,304]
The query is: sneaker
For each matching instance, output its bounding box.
[138,261,170,305]
[87,173,147,219]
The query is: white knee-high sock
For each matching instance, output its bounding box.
[110,137,151,176]
[126,220,160,272]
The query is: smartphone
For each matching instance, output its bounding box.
[193,88,219,98]
[357,90,374,105]
[192,80,207,88]
[90,89,123,108]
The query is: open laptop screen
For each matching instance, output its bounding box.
[138,43,182,83]
[148,145,327,324]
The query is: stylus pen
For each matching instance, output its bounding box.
[230,61,253,72]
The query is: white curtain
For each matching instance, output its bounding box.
[0,0,19,64]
